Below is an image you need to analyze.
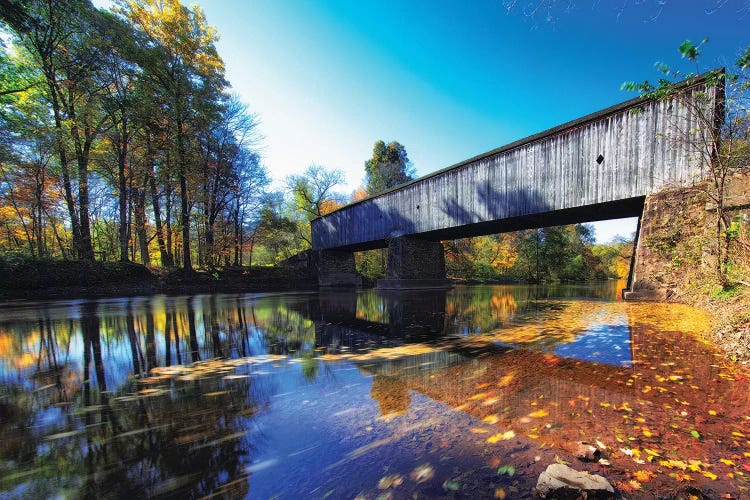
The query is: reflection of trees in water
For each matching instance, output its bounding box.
[250,304,315,356]
[2,361,260,498]
[0,298,282,498]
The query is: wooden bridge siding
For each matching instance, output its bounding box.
[312,85,718,251]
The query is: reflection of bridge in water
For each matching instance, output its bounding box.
[300,290,750,490]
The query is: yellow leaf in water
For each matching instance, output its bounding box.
[409,464,434,484]
[599,402,611,408]
[494,487,506,499]
[378,474,404,489]
[644,448,661,457]
[483,414,500,424]
[632,470,656,482]
[204,391,228,397]
[470,392,489,400]
[528,409,549,418]
[702,471,718,481]
[674,471,693,482]
[527,433,539,439]
[470,428,490,434]
[708,410,718,416]
[486,430,516,443]
[732,431,746,438]
[719,458,735,466]
[628,480,642,490]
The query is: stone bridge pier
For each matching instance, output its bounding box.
[377,237,450,289]
[317,250,361,288]
[316,237,450,289]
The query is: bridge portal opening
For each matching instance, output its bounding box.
[353,215,639,289]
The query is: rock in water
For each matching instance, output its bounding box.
[575,441,601,462]
[536,463,614,498]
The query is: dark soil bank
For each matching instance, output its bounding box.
[0,259,317,300]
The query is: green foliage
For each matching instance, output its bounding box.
[364,140,415,194]
[447,224,623,283]
[0,0,271,270]
[679,38,708,62]
[710,284,740,300]
[355,248,386,282]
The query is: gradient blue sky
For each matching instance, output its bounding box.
[99,0,749,242]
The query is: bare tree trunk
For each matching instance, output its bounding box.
[176,118,192,271]
[134,182,150,265]
[147,136,172,266]
[48,81,82,257]
[117,127,129,262]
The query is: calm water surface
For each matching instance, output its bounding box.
[1,283,749,498]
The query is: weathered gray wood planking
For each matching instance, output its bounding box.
[312,76,722,251]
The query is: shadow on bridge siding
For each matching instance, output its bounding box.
[315,198,420,252]
[431,181,644,242]
[442,184,551,227]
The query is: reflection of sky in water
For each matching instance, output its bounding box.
[554,323,632,367]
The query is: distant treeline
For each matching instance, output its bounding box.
[357,224,634,283]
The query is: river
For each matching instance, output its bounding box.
[1,282,748,498]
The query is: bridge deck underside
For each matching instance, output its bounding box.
[325,196,645,252]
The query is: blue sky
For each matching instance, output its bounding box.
[100,1,749,242]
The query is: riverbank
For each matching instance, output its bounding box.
[692,288,750,364]
[0,258,317,300]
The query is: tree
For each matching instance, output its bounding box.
[364,140,415,194]
[286,165,345,219]
[2,0,117,260]
[121,0,228,271]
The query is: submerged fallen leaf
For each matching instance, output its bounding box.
[486,430,515,443]
[632,470,656,482]
[528,409,549,418]
[377,474,404,489]
[673,471,694,482]
[409,464,434,484]
[442,480,460,491]
[497,465,515,476]
[483,414,500,424]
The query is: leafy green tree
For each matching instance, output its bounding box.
[364,140,415,194]
[2,0,117,260]
[121,0,228,271]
